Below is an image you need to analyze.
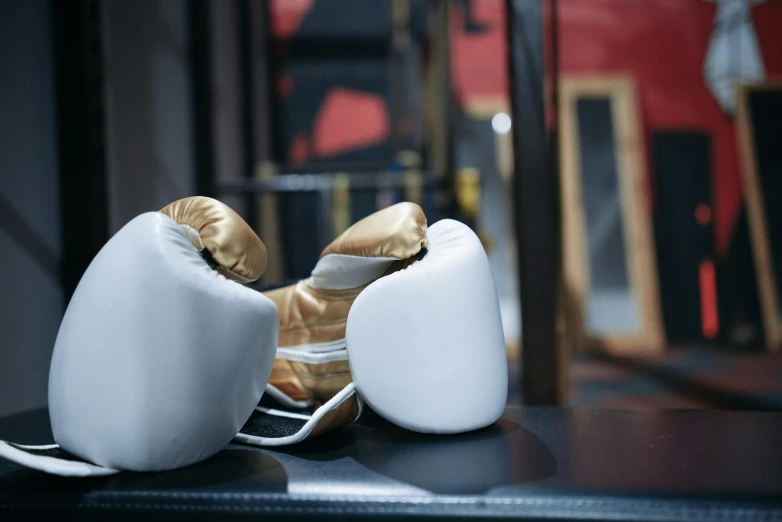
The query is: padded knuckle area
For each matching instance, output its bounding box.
[160,196,267,281]
[345,219,507,433]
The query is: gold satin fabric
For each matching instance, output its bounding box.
[289,360,352,403]
[268,359,308,401]
[160,197,267,282]
[265,280,365,347]
[270,358,352,404]
[265,280,360,404]
[320,202,427,260]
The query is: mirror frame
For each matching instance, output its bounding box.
[559,76,665,354]
[735,81,782,353]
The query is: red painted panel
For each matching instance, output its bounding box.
[270,0,314,39]
[450,0,509,105]
[313,88,390,158]
[700,259,719,340]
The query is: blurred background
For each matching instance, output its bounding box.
[1,0,781,417]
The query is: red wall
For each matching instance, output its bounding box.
[450,0,509,106]
[452,0,782,255]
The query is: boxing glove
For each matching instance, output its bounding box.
[0,197,279,476]
[235,203,507,446]
[265,202,427,403]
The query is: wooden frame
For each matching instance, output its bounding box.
[559,76,664,354]
[735,82,782,352]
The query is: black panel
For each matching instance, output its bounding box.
[653,132,713,343]
[717,207,763,349]
[279,191,322,279]
[748,88,782,324]
[239,409,308,440]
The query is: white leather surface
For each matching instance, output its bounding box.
[48,212,279,471]
[276,346,348,364]
[309,254,398,290]
[346,219,507,433]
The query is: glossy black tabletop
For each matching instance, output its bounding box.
[1,406,781,521]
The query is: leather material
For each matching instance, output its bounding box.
[3,406,782,520]
[264,203,429,414]
[347,219,507,433]
[309,254,399,290]
[252,212,505,445]
[161,196,268,282]
[44,210,279,472]
[270,358,352,405]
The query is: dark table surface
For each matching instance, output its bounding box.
[1,406,781,521]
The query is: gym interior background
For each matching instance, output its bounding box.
[1,0,782,417]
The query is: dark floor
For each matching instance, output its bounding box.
[510,348,782,410]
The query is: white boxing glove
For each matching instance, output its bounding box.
[346,218,508,433]
[236,204,507,446]
[0,197,279,475]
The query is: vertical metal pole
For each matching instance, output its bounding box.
[505,0,562,404]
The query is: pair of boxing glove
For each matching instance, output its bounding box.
[0,197,507,476]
